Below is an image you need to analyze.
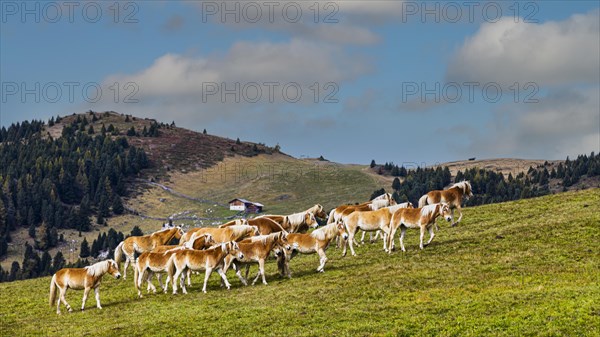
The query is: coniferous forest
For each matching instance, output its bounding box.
[0,116,149,281]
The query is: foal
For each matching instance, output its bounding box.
[49,259,121,314]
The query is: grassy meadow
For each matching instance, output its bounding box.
[1,189,599,336]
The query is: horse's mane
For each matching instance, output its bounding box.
[385,202,411,213]
[372,193,391,201]
[286,211,308,225]
[246,232,279,245]
[227,225,256,237]
[185,233,213,248]
[420,204,439,217]
[310,223,337,241]
[369,199,389,210]
[85,260,111,278]
[307,204,323,214]
[451,181,471,194]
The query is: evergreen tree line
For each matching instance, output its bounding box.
[0,226,142,282]
[371,152,600,207]
[0,118,150,257]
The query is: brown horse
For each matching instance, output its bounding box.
[224,232,290,286]
[167,242,244,294]
[418,181,472,226]
[327,193,396,225]
[180,219,248,244]
[257,211,318,233]
[388,203,452,252]
[114,227,184,279]
[49,259,121,314]
[342,202,414,256]
[285,221,348,274]
[134,234,216,295]
[191,225,259,243]
[222,217,286,235]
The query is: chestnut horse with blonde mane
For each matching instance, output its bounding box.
[49,259,121,314]
[387,203,453,252]
[327,193,396,225]
[418,181,473,226]
[221,217,286,235]
[258,211,319,233]
[284,221,349,274]
[115,227,184,279]
[180,219,248,244]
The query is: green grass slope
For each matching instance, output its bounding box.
[1,189,599,336]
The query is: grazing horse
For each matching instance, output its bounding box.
[180,219,248,244]
[241,217,287,235]
[259,211,319,233]
[387,203,453,252]
[284,221,348,273]
[167,242,244,294]
[224,232,291,286]
[49,259,121,314]
[342,202,414,256]
[418,181,473,226]
[114,227,184,279]
[189,225,259,243]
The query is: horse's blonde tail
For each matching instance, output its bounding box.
[49,274,57,306]
[418,194,429,208]
[114,241,125,270]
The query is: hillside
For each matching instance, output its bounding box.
[1,189,598,336]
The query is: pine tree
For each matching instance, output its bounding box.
[9,261,20,281]
[392,177,401,191]
[130,226,143,237]
[52,251,65,273]
[40,251,52,276]
[370,160,376,168]
[112,196,124,215]
[203,129,207,134]
[79,238,90,258]
[28,223,36,238]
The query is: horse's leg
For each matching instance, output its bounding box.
[387,225,398,254]
[341,234,348,257]
[455,206,463,225]
[172,268,182,294]
[235,263,248,286]
[81,287,90,311]
[425,225,435,246]
[202,267,213,293]
[244,264,250,281]
[59,287,72,313]
[94,286,102,309]
[55,285,62,314]
[360,230,366,244]
[156,273,163,292]
[400,227,407,252]
[186,269,192,287]
[419,224,426,250]
[217,267,231,290]
[147,271,157,293]
[253,259,267,285]
[348,227,358,256]
[123,256,130,280]
[316,248,328,272]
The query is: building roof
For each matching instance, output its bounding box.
[228,198,264,207]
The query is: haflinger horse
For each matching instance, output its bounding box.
[114,226,184,279]
[387,203,452,252]
[358,202,414,245]
[284,220,348,274]
[180,219,248,244]
[258,210,319,233]
[342,202,414,256]
[133,234,217,297]
[223,217,286,235]
[191,224,259,243]
[167,241,244,294]
[49,259,121,314]
[327,192,397,226]
[418,181,472,226]
[223,232,291,286]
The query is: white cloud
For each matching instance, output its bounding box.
[446,10,600,87]
[453,88,600,159]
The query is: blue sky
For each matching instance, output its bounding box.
[1,1,599,165]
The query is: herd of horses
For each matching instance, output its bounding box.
[49,181,473,314]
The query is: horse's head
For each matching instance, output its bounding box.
[336,220,349,241]
[107,259,121,279]
[465,181,473,199]
[305,212,319,229]
[439,203,452,223]
[251,225,260,236]
[388,194,398,206]
[228,241,244,260]
[238,218,249,226]
[174,226,184,239]
[407,202,414,209]
[314,205,328,219]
